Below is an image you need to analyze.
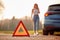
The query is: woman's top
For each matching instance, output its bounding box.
[33,8,39,15]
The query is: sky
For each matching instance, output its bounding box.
[0,0,60,21]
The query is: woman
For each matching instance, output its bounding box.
[31,3,40,35]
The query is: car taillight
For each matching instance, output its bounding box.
[44,12,49,17]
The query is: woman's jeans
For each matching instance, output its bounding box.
[33,15,39,33]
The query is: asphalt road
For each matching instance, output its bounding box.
[0,34,60,40]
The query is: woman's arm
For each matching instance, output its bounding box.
[31,9,34,17]
[32,9,34,14]
[38,8,40,13]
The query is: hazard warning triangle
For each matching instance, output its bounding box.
[13,21,30,37]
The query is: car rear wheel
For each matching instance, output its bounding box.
[50,31,54,35]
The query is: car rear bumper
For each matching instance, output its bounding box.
[44,25,60,32]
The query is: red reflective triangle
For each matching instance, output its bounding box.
[13,20,30,37]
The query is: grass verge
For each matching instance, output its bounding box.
[0,30,43,35]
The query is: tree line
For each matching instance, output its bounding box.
[0,16,42,31]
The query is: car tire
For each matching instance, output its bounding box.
[50,31,54,35]
[43,29,48,35]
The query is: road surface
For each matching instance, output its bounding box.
[0,34,60,40]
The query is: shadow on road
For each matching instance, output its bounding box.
[54,34,60,36]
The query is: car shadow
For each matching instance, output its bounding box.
[54,34,60,36]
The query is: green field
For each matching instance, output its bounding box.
[0,30,60,35]
[0,30,43,35]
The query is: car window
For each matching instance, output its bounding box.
[48,6,60,11]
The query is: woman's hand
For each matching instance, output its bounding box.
[31,14,32,18]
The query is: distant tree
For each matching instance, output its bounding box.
[12,16,15,25]
[25,16,27,20]
[12,16,15,20]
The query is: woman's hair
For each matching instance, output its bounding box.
[34,3,39,9]
[32,3,40,13]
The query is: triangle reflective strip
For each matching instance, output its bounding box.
[13,21,30,37]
